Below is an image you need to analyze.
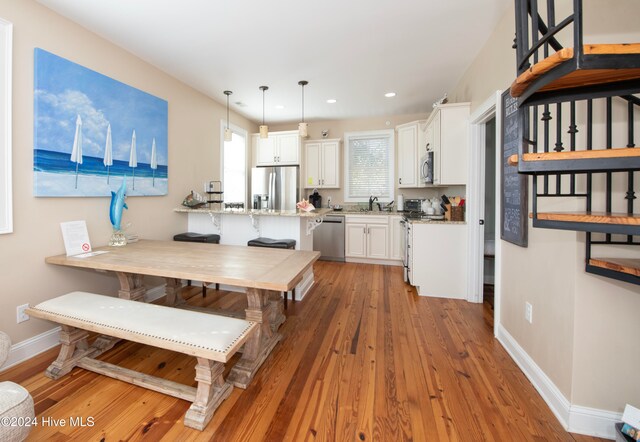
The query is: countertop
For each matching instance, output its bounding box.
[174,207,332,217]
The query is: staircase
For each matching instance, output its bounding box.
[511,0,640,285]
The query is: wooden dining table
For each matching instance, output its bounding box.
[45,239,320,388]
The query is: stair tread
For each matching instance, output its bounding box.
[531,211,640,225]
[589,258,640,277]
[511,44,640,98]
[523,148,640,161]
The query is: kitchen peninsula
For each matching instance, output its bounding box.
[175,207,332,299]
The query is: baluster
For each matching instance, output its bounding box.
[625,100,636,243]
[541,104,551,194]
[606,97,613,242]
[568,101,578,194]
[555,102,563,195]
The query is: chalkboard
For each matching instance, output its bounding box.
[500,90,528,247]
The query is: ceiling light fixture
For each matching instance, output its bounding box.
[326,99,337,104]
[385,92,396,98]
[298,80,309,138]
[223,90,233,142]
[259,86,269,139]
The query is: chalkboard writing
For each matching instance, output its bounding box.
[500,90,528,247]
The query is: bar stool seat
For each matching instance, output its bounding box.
[173,232,221,243]
[247,238,296,308]
[247,237,296,249]
[174,232,221,296]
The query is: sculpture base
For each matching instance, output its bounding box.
[109,230,127,247]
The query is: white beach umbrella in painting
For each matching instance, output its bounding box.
[103,123,113,184]
[129,129,137,190]
[150,137,157,187]
[70,114,83,189]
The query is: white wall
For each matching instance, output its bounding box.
[0,0,256,343]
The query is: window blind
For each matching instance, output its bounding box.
[347,134,392,199]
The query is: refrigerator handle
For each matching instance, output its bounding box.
[269,172,275,210]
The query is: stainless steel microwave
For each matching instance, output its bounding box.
[420,151,434,184]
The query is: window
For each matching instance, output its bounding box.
[0,18,12,234]
[220,122,247,206]
[344,130,395,202]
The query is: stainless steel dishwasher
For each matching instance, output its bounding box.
[313,215,345,261]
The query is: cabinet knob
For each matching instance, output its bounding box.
[399,178,402,184]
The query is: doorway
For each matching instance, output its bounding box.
[467,90,502,337]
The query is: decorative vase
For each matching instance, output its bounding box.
[109,229,127,247]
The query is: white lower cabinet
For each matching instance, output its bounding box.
[345,216,389,260]
[410,222,468,299]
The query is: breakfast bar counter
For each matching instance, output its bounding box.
[175,207,330,299]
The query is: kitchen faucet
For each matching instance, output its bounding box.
[369,195,378,211]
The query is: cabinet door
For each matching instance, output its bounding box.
[276,133,300,164]
[345,223,367,258]
[321,141,340,188]
[367,224,388,259]
[397,125,418,188]
[304,142,321,188]
[256,135,276,166]
[389,216,403,260]
[439,105,469,185]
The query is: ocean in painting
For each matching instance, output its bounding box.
[34,48,168,197]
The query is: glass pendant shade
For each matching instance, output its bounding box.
[298,122,308,138]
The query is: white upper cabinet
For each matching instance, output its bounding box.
[396,120,427,188]
[303,139,340,188]
[253,130,301,166]
[426,103,470,186]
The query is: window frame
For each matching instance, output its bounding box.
[219,120,248,207]
[0,18,12,234]
[343,129,395,203]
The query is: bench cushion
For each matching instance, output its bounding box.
[28,292,256,363]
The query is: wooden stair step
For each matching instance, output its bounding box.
[508,148,640,173]
[510,43,640,99]
[588,258,640,278]
[530,211,640,234]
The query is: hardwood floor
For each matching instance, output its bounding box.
[1,262,608,441]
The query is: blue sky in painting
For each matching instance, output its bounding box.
[34,48,168,166]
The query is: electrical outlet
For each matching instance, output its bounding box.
[16,304,30,323]
[525,302,533,324]
[327,196,332,208]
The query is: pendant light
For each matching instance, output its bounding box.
[224,90,233,142]
[298,80,309,138]
[259,86,269,139]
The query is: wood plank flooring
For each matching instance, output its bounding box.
[1,262,608,441]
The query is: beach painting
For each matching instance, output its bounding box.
[34,48,168,197]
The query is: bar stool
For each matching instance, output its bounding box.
[173,232,221,296]
[247,237,296,308]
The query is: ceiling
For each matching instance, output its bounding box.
[36,0,510,125]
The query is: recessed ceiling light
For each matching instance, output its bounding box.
[235,101,248,107]
[275,105,285,109]
[326,99,337,104]
[385,92,396,98]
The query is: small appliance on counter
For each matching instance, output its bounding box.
[403,198,425,212]
[309,189,322,209]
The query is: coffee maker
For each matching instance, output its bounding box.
[253,194,269,210]
[309,190,322,208]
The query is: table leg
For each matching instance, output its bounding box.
[115,272,146,301]
[227,288,281,389]
[268,290,286,333]
[164,277,184,306]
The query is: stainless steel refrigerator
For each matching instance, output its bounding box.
[251,166,300,210]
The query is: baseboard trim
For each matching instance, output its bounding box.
[497,324,619,440]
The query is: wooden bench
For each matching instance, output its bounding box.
[26,291,257,431]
